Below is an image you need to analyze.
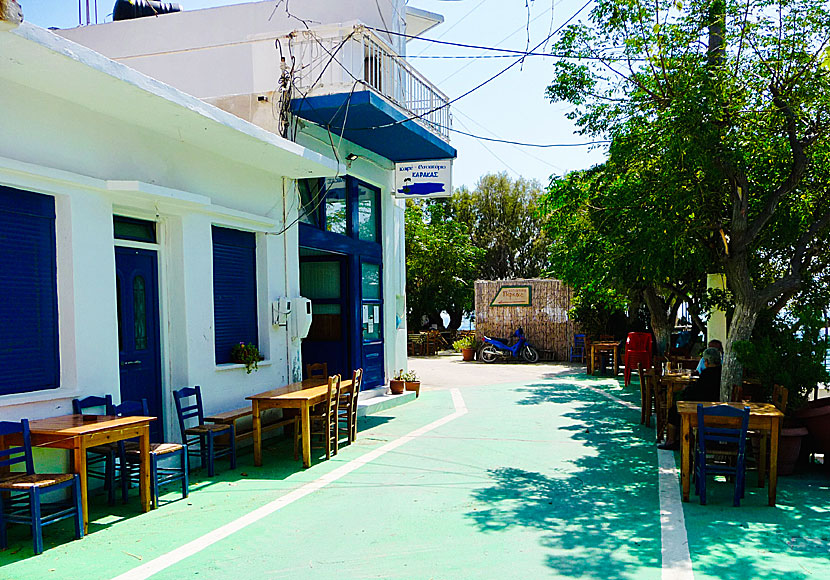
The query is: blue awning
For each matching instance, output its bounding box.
[291,90,456,162]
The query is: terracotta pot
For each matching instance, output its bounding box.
[389,380,405,395]
[461,348,475,361]
[778,426,809,475]
[794,398,830,455]
[404,381,421,397]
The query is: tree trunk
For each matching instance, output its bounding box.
[642,287,672,355]
[720,301,758,401]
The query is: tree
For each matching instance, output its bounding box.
[452,173,550,280]
[545,0,830,397]
[405,200,483,330]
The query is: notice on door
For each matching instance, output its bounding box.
[490,285,532,307]
[394,160,452,199]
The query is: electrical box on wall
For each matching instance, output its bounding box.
[291,297,313,339]
[272,297,292,326]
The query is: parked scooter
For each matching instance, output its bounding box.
[479,327,539,363]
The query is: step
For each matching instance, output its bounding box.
[356,387,417,417]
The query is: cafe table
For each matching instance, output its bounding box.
[677,401,783,507]
[650,370,696,441]
[586,341,620,375]
[248,378,354,468]
[21,415,155,534]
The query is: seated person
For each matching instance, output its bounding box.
[658,347,722,450]
[695,339,723,374]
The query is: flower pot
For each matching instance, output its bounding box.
[794,398,830,456]
[389,380,405,395]
[404,380,421,397]
[461,348,475,361]
[778,425,809,476]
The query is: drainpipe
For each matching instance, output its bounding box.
[282,176,292,384]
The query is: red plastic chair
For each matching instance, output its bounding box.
[624,332,653,386]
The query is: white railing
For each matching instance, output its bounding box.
[290,24,451,141]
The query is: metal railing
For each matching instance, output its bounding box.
[290,24,451,141]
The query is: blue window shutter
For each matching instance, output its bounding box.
[212,227,258,364]
[0,185,59,395]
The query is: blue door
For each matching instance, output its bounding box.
[300,256,350,378]
[360,261,384,388]
[115,247,163,441]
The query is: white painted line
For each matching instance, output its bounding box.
[110,389,468,580]
[578,381,639,411]
[658,450,694,580]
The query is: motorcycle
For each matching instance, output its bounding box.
[479,327,539,363]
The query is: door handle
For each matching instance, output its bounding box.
[121,360,141,366]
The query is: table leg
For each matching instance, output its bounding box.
[301,403,311,468]
[681,414,691,502]
[253,400,262,467]
[139,425,150,513]
[586,345,593,375]
[74,442,89,535]
[758,434,768,488]
[768,418,780,507]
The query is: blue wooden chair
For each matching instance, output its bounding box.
[694,404,750,507]
[0,419,83,555]
[72,395,119,505]
[112,399,188,508]
[173,386,236,477]
[570,334,585,363]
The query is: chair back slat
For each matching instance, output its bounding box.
[772,385,788,413]
[72,395,114,415]
[326,375,340,419]
[173,386,205,437]
[307,362,328,379]
[0,419,34,474]
[696,404,750,457]
[112,399,150,417]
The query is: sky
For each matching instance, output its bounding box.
[22,0,607,190]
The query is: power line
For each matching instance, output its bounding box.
[450,127,609,148]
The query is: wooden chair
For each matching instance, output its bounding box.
[112,399,188,509]
[570,334,586,363]
[0,419,84,555]
[306,362,328,380]
[772,385,788,413]
[307,375,340,460]
[173,386,236,477]
[638,363,653,426]
[338,368,364,445]
[694,404,750,506]
[72,395,119,504]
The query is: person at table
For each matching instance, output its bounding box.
[694,339,723,375]
[658,347,722,450]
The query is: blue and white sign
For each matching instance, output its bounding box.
[394,160,452,199]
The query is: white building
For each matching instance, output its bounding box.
[0,1,454,444]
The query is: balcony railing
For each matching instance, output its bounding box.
[291,24,451,141]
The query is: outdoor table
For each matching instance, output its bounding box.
[677,401,783,507]
[649,370,696,441]
[18,414,154,534]
[248,378,354,468]
[586,341,619,375]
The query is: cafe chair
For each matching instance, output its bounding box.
[338,368,364,445]
[173,386,236,477]
[0,419,83,555]
[112,399,188,508]
[624,332,653,386]
[306,362,328,380]
[694,404,750,507]
[569,334,585,363]
[306,375,340,460]
[637,363,655,427]
[71,395,119,505]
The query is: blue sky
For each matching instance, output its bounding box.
[23,0,606,190]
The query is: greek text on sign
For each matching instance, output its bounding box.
[490,286,532,307]
[395,160,452,199]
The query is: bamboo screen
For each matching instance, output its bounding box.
[475,279,576,361]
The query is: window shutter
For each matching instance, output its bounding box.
[212,226,258,364]
[0,185,59,395]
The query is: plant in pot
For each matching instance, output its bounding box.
[453,335,476,362]
[733,306,829,474]
[390,369,419,396]
[230,342,265,374]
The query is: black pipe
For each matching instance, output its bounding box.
[113,0,182,21]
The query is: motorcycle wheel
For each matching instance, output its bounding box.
[521,345,540,363]
[479,345,499,363]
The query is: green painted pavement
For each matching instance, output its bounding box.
[1,368,828,579]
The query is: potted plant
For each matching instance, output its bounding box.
[453,335,476,361]
[230,342,264,374]
[390,369,419,396]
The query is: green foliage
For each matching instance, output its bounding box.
[569,285,628,339]
[733,308,829,412]
[452,335,475,351]
[230,342,264,374]
[393,369,419,382]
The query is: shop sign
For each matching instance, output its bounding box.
[490,285,532,307]
[394,160,452,198]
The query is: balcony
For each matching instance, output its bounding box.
[289,24,456,162]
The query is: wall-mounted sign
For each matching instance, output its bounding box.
[394,159,452,198]
[490,285,532,307]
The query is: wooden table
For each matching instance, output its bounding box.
[677,401,783,506]
[586,341,619,375]
[248,378,354,468]
[23,415,154,533]
[651,371,696,441]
